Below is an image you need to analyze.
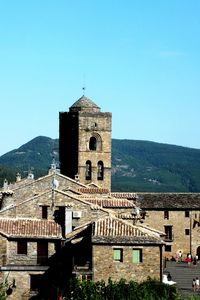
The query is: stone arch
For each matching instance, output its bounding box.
[89,134,102,151]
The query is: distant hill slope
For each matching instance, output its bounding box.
[1,136,200,192]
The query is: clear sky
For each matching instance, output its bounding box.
[0,0,200,156]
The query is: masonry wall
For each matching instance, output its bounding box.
[92,244,161,283]
[78,112,112,191]
[6,240,56,265]
[2,270,44,300]
[145,210,192,259]
[0,191,108,230]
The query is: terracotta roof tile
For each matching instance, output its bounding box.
[78,188,109,194]
[0,218,62,239]
[81,197,134,208]
[111,193,137,200]
[93,216,160,240]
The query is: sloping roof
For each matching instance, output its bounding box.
[137,193,200,209]
[78,188,109,194]
[70,96,100,112]
[92,216,163,244]
[111,192,138,200]
[0,218,62,239]
[80,196,135,208]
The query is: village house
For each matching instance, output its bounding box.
[0,95,166,299]
[136,192,200,260]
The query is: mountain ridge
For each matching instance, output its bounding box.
[1,136,200,192]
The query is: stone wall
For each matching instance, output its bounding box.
[78,112,112,191]
[145,210,193,259]
[7,240,56,265]
[92,244,161,283]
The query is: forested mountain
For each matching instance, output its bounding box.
[1,136,200,192]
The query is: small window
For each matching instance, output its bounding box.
[89,137,97,150]
[42,206,48,219]
[97,161,104,180]
[132,249,142,263]
[185,211,189,218]
[30,274,42,291]
[165,245,172,252]
[85,160,92,180]
[113,248,123,262]
[185,229,190,235]
[164,225,173,241]
[17,240,27,255]
[164,210,169,219]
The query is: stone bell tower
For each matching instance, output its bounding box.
[59,95,112,191]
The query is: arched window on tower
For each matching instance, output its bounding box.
[97,161,104,180]
[85,160,92,180]
[89,137,97,150]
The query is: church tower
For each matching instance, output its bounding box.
[59,95,112,191]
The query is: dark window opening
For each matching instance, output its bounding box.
[42,206,48,219]
[164,210,169,219]
[164,225,173,241]
[89,137,97,150]
[17,240,27,255]
[185,229,190,235]
[165,245,172,252]
[37,241,48,265]
[97,161,104,180]
[185,211,190,218]
[85,160,92,180]
[30,275,43,291]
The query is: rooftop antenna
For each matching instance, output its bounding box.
[82,73,86,96]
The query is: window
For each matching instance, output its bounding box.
[185,211,190,218]
[97,161,104,180]
[89,137,97,150]
[113,248,123,262]
[185,229,190,236]
[165,245,172,252]
[164,225,173,241]
[17,240,27,255]
[42,206,48,219]
[85,160,92,180]
[37,241,48,265]
[164,210,169,219]
[30,275,42,291]
[132,249,142,263]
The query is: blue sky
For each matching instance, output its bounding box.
[0,0,200,155]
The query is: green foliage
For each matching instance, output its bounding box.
[61,277,180,300]
[1,136,200,192]
[0,281,8,300]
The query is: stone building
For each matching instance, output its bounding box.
[4,94,198,298]
[59,95,112,191]
[136,192,200,260]
[0,164,164,299]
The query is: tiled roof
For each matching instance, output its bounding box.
[137,193,200,209]
[92,216,163,244]
[80,197,135,208]
[78,188,109,194]
[0,218,62,239]
[111,193,138,200]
